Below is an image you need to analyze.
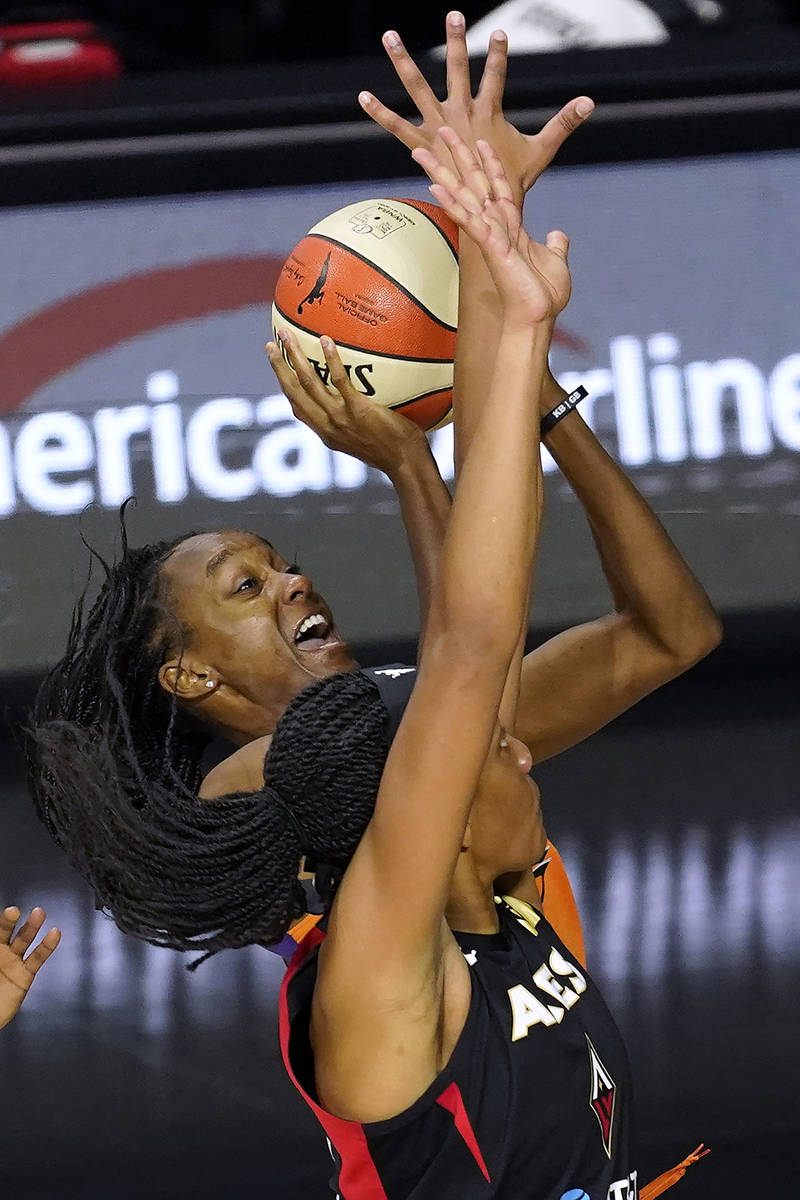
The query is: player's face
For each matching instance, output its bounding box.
[469,726,547,875]
[158,530,356,733]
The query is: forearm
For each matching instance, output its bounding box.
[452,235,504,475]
[453,234,536,722]
[432,323,547,657]
[542,375,721,659]
[388,439,451,636]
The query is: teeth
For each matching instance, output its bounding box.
[295,613,327,641]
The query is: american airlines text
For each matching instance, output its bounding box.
[1,333,798,518]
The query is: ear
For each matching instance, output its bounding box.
[158,657,218,702]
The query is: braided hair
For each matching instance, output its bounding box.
[27,526,391,960]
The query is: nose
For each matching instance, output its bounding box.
[281,572,313,605]
[508,734,533,776]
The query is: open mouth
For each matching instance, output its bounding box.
[292,611,339,654]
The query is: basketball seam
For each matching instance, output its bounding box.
[272,300,454,364]
[393,386,452,411]
[397,199,459,262]
[304,232,457,333]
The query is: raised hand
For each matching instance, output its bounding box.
[0,906,61,1029]
[359,11,594,206]
[266,331,427,476]
[413,128,570,326]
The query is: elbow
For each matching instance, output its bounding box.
[669,610,724,671]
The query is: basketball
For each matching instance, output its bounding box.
[271,197,459,431]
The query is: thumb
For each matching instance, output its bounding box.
[533,96,595,165]
[545,230,570,261]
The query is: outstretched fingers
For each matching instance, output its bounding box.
[22,926,61,977]
[0,907,20,946]
[358,91,422,152]
[381,30,442,126]
[535,96,595,169]
[9,907,46,957]
[476,29,508,109]
[475,138,515,205]
[427,183,492,248]
[444,11,471,110]
[412,142,485,218]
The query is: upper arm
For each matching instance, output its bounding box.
[327,640,505,982]
[514,612,705,764]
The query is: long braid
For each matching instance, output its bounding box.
[27,535,392,960]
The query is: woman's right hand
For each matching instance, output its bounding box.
[413,128,570,328]
[266,330,427,478]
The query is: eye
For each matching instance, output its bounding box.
[235,576,259,593]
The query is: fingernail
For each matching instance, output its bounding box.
[576,98,594,118]
[383,30,401,49]
[448,11,465,26]
[358,91,372,107]
[491,28,507,42]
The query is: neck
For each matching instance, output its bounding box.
[446,858,500,934]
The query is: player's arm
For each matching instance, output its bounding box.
[0,906,61,1029]
[364,17,721,757]
[361,14,593,725]
[514,372,722,762]
[275,135,567,1120]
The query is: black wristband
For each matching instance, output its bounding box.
[540,385,587,438]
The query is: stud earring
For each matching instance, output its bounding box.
[205,679,215,690]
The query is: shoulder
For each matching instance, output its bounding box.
[198,735,272,800]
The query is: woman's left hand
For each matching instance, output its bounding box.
[266,332,428,478]
[0,906,61,1029]
[359,11,594,206]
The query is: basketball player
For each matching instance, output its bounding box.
[0,905,60,1029]
[257,15,720,954]
[28,35,719,967]
[263,130,649,1199]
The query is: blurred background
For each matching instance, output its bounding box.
[1,2,798,1197]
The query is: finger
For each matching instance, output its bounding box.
[476,29,508,109]
[358,91,422,152]
[545,230,570,264]
[429,184,492,248]
[412,145,485,217]
[269,334,323,401]
[22,927,61,976]
[272,331,343,424]
[475,138,515,204]
[445,11,472,109]
[534,96,595,168]
[320,337,357,402]
[0,907,21,945]
[10,907,46,956]
[440,126,493,202]
[382,30,442,125]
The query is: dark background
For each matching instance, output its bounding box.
[2,4,800,1198]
